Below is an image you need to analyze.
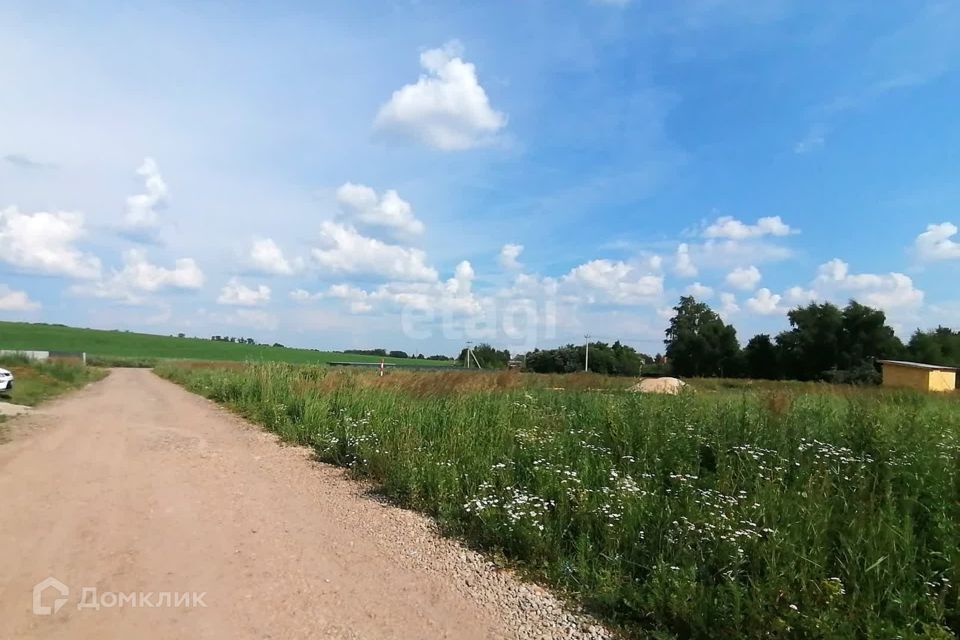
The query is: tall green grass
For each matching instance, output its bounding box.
[0,355,106,406]
[158,362,960,639]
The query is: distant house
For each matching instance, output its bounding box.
[877,360,957,392]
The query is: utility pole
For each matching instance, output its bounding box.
[465,341,473,369]
[584,334,591,372]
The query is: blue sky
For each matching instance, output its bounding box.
[2,0,960,356]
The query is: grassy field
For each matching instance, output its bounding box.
[0,321,453,367]
[0,355,106,406]
[157,362,960,639]
[0,356,106,440]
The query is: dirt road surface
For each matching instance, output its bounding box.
[0,369,606,640]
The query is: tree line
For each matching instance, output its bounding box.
[665,296,960,382]
[456,344,512,369]
[522,342,667,376]
[344,348,450,360]
[458,342,676,376]
[210,335,258,345]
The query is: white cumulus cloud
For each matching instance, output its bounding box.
[0,284,40,311]
[336,183,424,237]
[563,259,663,305]
[311,221,438,282]
[72,248,203,304]
[725,265,761,290]
[745,288,783,315]
[249,238,299,275]
[704,215,793,240]
[784,286,817,305]
[124,157,168,229]
[0,206,101,279]
[217,278,271,306]
[498,273,559,300]
[499,243,524,270]
[674,243,698,277]
[325,260,483,317]
[914,222,960,261]
[115,249,203,291]
[719,292,740,317]
[685,282,714,298]
[815,258,923,310]
[374,41,506,150]
[289,288,322,303]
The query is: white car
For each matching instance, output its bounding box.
[0,367,13,391]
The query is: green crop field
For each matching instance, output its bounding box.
[0,321,454,367]
[158,362,960,639]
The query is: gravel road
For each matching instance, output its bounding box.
[0,369,611,639]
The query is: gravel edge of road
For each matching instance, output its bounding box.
[194,385,618,640]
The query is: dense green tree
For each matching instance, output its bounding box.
[585,341,645,375]
[611,340,646,376]
[525,345,581,373]
[907,326,960,367]
[743,334,779,380]
[775,301,903,381]
[664,296,741,377]
[837,301,904,369]
[776,303,844,380]
[523,341,649,375]
[520,297,947,384]
[457,343,510,368]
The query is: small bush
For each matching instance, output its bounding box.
[823,362,882,385]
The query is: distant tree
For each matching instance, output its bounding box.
[345,348,388,357]
[523,342,650,376]
[664,296,741,377]
[744,334,779,380]
[775,301,903,381]
[584,342,617,374]
[177,332,186,338]
[427,354,450,361]
[776,303,844,380]
[388,350,409,359]
[908,326,960,367]
[611,340,644,376]
[525,346,580,373]
[458,343,510,368]
[246,338,256,345]
[272,342,285,348]
[838,301,904,368]
[417,354,425,360]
